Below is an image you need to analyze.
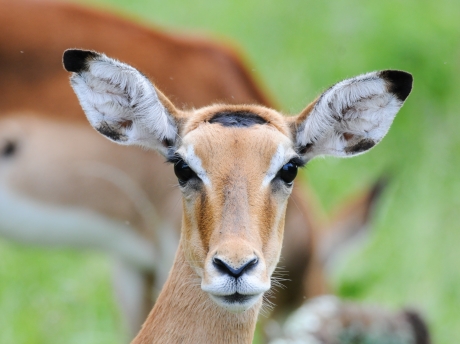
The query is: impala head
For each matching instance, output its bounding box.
[63,49,412,313]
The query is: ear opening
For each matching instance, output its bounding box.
[293,70,413,160]
[63,49,182,156]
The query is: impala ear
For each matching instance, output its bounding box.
[293,70,413,160]
[63,49,180,156]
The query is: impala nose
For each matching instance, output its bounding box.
[212,256,259,278]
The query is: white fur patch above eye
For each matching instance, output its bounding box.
[263,144,285,187]
[262,144,296,187]
[183,145,211,186]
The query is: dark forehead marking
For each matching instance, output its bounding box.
[208,111,267,127]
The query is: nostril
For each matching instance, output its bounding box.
[247,257,258,268]
[212,256,259,278]
[212,257,227,272]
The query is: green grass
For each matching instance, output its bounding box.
[1,0,460,342]
[0,241,126,344]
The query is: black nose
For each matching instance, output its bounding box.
[212,256,258,278]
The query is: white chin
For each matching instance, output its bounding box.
[209,293,261,313]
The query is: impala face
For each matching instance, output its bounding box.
[63,49,412,313]
[174,106,301,311]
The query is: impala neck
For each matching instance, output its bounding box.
[131,243,261,344]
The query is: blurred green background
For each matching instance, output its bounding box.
[1,0,459,343]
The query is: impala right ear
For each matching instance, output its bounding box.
[293,70,413,160]
[63,49,181,156]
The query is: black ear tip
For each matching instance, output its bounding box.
[63,49,98,73]
[380,70,413,101]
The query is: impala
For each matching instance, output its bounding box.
[0,0,385,336]
[63,48,412,343]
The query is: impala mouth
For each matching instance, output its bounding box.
[209,292,262,313]
[201,256,270,312]
[223,292,253,303]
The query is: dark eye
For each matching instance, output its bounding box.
[277,162,298,185]
[2,141,17,158]
[174,159,197,186]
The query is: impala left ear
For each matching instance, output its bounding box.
[293,70,413,160]
[63,49,182,157]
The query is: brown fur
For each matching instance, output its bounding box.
[132,246,260,344]
[0,0,385,337]
[0,0,321,334]
[0,0,273,117]
[130,100,299,343]
[129,90,391,342]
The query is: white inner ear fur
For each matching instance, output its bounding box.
[297,71,404,159]
[70,53,177,152]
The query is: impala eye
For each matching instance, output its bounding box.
[2,141,17,158]
[277,161,298,185]
[174,159,197,186]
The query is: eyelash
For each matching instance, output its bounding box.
[276,157,304,186]
[170,155,198,186]
[169,155,305,187]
